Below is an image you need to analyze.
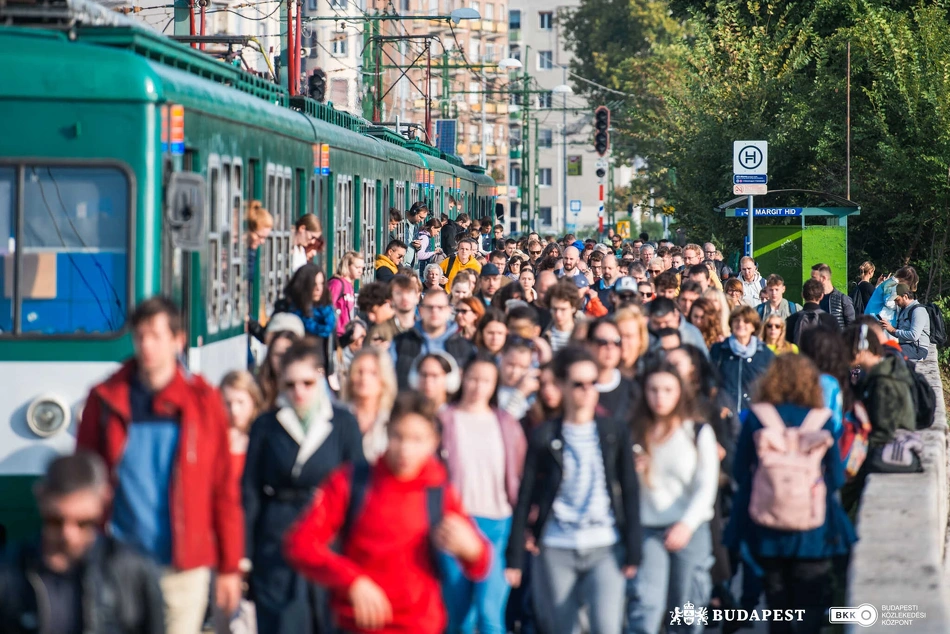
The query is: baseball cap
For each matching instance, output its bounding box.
[265,312,305,338]
[480,263,501,277]
[895,283,911,297]
[573,276,591,289]
[614,277,638,294]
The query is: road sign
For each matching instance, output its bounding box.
[744,235,751,257]
[734,207,802,217]
[616,220,631,239]
[733,140,768,175]
[734,184,767,196]
[569,199,581,214]
[734,174,768,184]
[566,223,577,233]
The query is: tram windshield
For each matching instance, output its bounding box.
[0,165,130,336]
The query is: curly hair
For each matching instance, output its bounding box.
[689,298,724,348]
[753,354,824,408]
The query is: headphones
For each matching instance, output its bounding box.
[408,350,462,394]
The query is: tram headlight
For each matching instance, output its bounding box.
[26,395,71,438]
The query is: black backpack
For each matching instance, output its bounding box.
[340,462,445,577]
[791,310,823,345]
[912,303,947,348]
[849,283,867,316]
[905,359,937,430]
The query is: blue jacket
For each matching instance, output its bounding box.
[291,305,337,339]
[709,338,774,413]
[725,404,857,559]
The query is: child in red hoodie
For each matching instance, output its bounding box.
[284,391,491,634]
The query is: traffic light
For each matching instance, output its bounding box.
[594,106,610,156]
[308,69,327,102]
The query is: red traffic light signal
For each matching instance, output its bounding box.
[594,106,610,156]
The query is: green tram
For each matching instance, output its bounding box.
[0,0,497,542]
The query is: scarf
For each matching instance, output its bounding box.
[728,335,760,359]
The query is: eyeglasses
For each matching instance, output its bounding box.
[766,324,783,330]
[570,379,597,391]
[705,250,716,256]
[727,289,743,296]
[530,250,542,256]
[284,378,317,389]
[456,308,473,315]
[593,337,621,348]
[641,291,655,298]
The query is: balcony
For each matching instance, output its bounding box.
[496,23,508,34]
[509,27,521,42]
[486,145,497,156]
[457,143,469,155]
[471,143,481,155]
[510,146,522,159]
[480,20,495,31]
[471,102,482,112]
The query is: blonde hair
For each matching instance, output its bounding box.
[858,261,875,279]
[702,288,732,335]
[247,200,273,231]
[220,370,264,421]
[613,306,650,357]
[760,314,793,354]
[334,251,364,279]
[340,347,398,418]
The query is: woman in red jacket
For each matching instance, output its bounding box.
[284,391,491,634]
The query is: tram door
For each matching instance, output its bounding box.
[161,151,200,354]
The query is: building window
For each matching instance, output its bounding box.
[484,2,493,20]
[308,0,316,10]
[538,91,552,108]
[331,36,348,56]
[329,0,344,7]
[539,168,552,186]
[468,81,479,105]
[509,8,520,29]
[538,50,553,70]
[400,0,410,10]
[540,206,552,225]
[470,0,479,15]
[539,11,553,29]
[428,0,437,15]
[510,164,521,187]
[330,78,349,105]
[538,128,553,148]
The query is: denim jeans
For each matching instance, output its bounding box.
[441,515,512,634]
[534,544,626,634]
[625,523,713,634]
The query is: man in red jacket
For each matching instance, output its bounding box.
[76,297,244,633]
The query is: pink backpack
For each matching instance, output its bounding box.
[748,404,834,531]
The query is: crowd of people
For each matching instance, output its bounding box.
[0,199,941,634]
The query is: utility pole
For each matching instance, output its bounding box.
[561,67,568,235]
[521,46,531,233]
[479,74,487,167]
[533,118,540,233]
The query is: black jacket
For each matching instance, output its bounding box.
[819,289,856,329]
[441,220,461,256]
[785,303,840,345]
[392,327,476,389]
[505,415,641,571]
[0,536,164,634]
[709,338,775,414]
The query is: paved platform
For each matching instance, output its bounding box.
[847,345,950,633]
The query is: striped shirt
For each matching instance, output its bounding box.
[548,327,573,353]
[542,420,618,550]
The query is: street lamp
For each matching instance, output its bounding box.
[449,7,481,23]
[553,82,573,235]
[497,57,523,70]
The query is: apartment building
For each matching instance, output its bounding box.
[507,0,629,234]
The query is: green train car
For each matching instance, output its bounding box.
[0,0,496,542]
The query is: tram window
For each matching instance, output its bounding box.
[231,163,244,328]
[9,166,130,336]
[0,168,13,333]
